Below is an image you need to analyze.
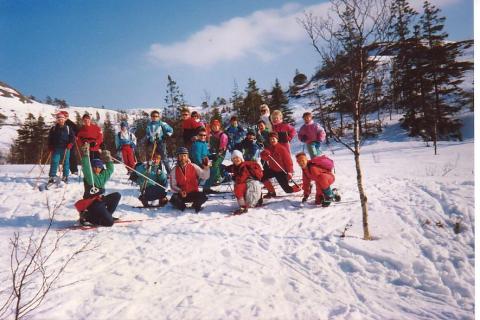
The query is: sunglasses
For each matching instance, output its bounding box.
[261,110,267,113]
[198,134,207,137]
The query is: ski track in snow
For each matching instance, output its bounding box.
[0,134,475,319]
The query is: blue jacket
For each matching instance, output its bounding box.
[225,125,246,151]
[48,124,75,149]
[146,120,173,143]
[115,130,137,149]
[190,140,209,167]
[234,139,261,161]
[135,163,168,188]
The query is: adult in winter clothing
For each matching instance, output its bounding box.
[295,152,335,207]
[271,110,296,155]
[224,150,263,215]
[234,130,261,162]
[298,112,326,158]
[181,108,204,148]
[169,147,209,213]
[189,128,210,168]
[260,132,302,198]
[47,112,75,183]
[115,121,137,173]
[259,104,273,132]
[76,113,103,160]
[225,116,246,152]
[256,120,270,149]
[75,144,120,226]
[204,119,229,192]
[145,110,173,174]
[60,110,79,175]
[136,153,169,207]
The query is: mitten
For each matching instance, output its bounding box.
[80,143,90,156]
[102,149,112,162]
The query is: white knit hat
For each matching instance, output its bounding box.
[231,150,244,161]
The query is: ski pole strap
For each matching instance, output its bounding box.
[111,156,168,190]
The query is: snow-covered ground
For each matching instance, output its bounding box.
[0,111,474,319]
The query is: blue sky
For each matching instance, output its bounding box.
[0,0,473,109]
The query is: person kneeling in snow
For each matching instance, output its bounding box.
[260,132,302,198]
[74,144,121,226]
[295,152,336,207]
[169,147,209,213]
[224,150,264,215]
[136,153,169,207]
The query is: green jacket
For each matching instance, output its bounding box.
[136,163,167,188]
[81,155,114,189]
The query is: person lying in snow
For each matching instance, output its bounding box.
[260,131,302,199]
[136,153,169,208]
[223,150,264,215]
[169,147,210,213]
[74,143,121,226]
[295,152,336,207]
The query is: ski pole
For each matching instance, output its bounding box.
[74,141,83,182]
[33,151,52,189]
[111,156,168,190]
[58,148,68,179]
[267,154,301,189]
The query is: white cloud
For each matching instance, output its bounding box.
[147,2,330,67]
[147,0,464,67]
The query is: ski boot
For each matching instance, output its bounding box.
[233,207,248,215]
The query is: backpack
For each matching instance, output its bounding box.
[245,161,263,181]
[310,155,334,171]
[245,180,262,208]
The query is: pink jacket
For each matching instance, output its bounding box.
[298,121,326,144]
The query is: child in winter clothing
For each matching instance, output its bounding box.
[225,116,246,152]
[260,132,302,198]
[115,121,137,173]
[256,120,270,149]
[145,110,173,173]
[75,144,121,226]
[298,112,326,158]
[224,150,263,215]
[136,153,168,207]
[76,113,103,160]
[190,128,210,169]
[259,104,273,132]
[204,119,229,192]
[234,130,261,162]
[48,112,75,183]
[271,110,296,155]
[295,152,335,207]
[169,147,210,213]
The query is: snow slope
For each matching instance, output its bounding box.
[0,115,474,319]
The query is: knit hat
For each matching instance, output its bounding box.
[91,158,104,169]
[60,110,69,117]
[247,130,256,136]
[210,119,221,127]
[231,150,244,161]
[56,112,66,119]
[268,131,279,138]
[120,121,128,128]
[176,147,189,156]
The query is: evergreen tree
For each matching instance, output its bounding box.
[270,79,294,125]
[231,79,244,115]
[241,78,263,126]
[75,111,82,127]
[9,114,49,164]
[102,113,116,155]
[164,75,185,119]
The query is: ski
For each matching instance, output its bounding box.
[59,217,158,231]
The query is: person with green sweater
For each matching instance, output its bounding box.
[74,143,121,226]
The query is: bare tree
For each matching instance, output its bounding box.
[0,192,95,319]
[299,0,392,240]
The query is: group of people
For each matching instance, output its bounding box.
[47,104,336,226]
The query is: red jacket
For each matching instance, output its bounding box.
[273,122,296,144]
[301,161,335,196]
[77,124,103,152]
[170,162,209,194]
[261,143,293,174]
[226,161,263,184]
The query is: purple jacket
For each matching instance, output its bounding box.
[298,121,326,144]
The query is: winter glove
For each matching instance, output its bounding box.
[66,143,73,150]
[202,157,210,168]
[299,135,307,143]
[80,143,90,157]
[260,149,271,161]
[102,150,112,163]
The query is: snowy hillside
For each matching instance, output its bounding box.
[0,110,474,319]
